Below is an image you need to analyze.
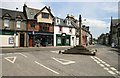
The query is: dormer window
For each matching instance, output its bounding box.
[4,19,9,27]
[67,20,71,25]
[42,12,49,19]
[56,19,60,24]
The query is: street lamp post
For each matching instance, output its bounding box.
[14,8,18,48]
[79,14,82,45]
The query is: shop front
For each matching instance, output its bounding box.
[56,33,71,46]
[28,31,54,47]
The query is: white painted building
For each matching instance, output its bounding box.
[54,17,76,46]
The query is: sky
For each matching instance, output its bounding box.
[0,0,119,39]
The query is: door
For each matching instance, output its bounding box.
[20,34,24,47]
[29,35,33,47]
[62,37,65,46]
[72,37,74,46]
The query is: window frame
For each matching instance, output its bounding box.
[67,20,71,26]
[16,20,21,28]
[59,26,63,33]
[4,19,10,27]
[69,27,72,33]
[56,19,60,24]
[42,12,49,19]
[30,22,35,28]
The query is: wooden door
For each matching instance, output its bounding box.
[20,34,24,47]
[29,35,33,47]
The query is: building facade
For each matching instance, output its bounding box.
[0,8,27,47]
[54,17,76,46]
[23,4,54,47]
[110,17,120,48]
[66,15,92,46]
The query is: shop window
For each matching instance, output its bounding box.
[4,19,9,27]
[57,37,61,44]
[43,26,45,31]
[39,23,42,31]
[69,27,72,33]
[17,21,21,28]
[30,22,35,28]
[66,36,70,44]
[47,26,49,31]
[59,26,63,33]
[45,26,47,31]
[42,12,49,19]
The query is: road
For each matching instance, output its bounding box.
[0,45,120,78]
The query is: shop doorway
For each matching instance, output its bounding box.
[29,35,33,47]
[20,34,24,47]
[72,37,74,46]
[62,37,65,46]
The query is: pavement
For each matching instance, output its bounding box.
[0,44,120,78]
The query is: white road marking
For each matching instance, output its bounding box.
[99,64,105,67]
[101,61,106,64]
[17,53,27,58]
[115,71,120,74]
[51,57,75,65]
[110,67,117,71]
[104,67,109,71]
[34,61,59,74]
[108,71,116,75]
[105,64,110,67]
[50,51,59,53]
[4,56,16,63]
[96,61,100,64]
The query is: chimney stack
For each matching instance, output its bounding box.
[48,6,51,11]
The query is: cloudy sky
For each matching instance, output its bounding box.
[0,0,119,39]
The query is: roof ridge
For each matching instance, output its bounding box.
[0,8,23,13]
[27,7,40,11]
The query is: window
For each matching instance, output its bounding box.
[4,19,9,27]
[56,19,60,24]
[42,13,49,19]
[39,23,42,31]
[47,24,49,31]
[57,37,61,44]
[30,22,35,28]
[17,21,21,28]
[67,21,71,25]
[77,29,79,32]
[59,26,63,33]
[66,36,70,44]
[69,28,72,33]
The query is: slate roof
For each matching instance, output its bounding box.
[24,7,40,20]
[24,6,54,20]
[0,8,26,20]
[54,17,74,28]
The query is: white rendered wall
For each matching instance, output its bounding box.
[54,26,76,46]
[16,35,18,47]
[0,35,14,47]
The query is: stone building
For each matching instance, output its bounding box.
[0,8,27,47]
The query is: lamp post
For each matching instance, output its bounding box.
[14,8,18,48]
[79,14,82,45]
